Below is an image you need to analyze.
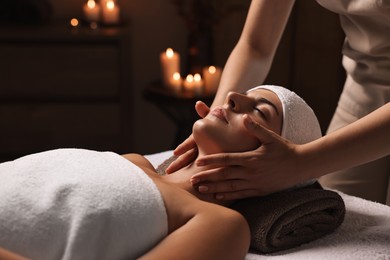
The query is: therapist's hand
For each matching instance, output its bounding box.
[166,101,210,174]
[191,115,304,200]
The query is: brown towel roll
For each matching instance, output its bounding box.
[230,182,345,254]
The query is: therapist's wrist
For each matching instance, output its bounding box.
[292,144,318,184]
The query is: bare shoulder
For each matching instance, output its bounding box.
[121,153,249,251]
[121,153,155,172]
[139,189,250,259]
[158,179,248,238]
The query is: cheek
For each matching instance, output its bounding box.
[230,124,260,151]
[193,117,260,153]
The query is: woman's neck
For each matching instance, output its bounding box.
[161,151,231,206]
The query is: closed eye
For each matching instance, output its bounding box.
[254,107,267,119]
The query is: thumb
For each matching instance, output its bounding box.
[243,115,281,144]
[195,101,210,118]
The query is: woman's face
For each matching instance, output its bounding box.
[193,89,283,154]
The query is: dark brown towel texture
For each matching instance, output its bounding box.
[230,182,345,254]
[156,157,345,254]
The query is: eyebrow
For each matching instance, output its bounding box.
[256,97,280,115]
[243,91,280,115]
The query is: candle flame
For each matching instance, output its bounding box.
[166,48,174,58]
[107,0,115,10]
[173,72,181,80]
[70,18,79,27]
[194,73,202,82]
[186,74,194,83]
[208,66,216,74]
[87,0,96,9]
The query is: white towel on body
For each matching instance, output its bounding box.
[0,148,168,260]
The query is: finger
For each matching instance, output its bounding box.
[173,134,196,156]
[196,179,249,194]
[243,114,281,144]
[190,167,243,184]
[166,147,198,174]
[195,101,210,118]
[196,150,255,168]
[215,189,263,201]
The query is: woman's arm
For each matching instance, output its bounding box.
[139,203,250,260]
[211,0,296,107]
[122,156,250,259]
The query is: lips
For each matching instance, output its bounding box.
[210,107,228,123]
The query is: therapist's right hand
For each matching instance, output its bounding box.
[165,101,210,174]
[191,115,303,199]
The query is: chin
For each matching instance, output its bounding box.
[193,120,224,154]
[193,119,259,154]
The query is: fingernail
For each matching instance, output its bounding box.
[198,186,208,192]
[191,178,200,185]
[216,194,224,200]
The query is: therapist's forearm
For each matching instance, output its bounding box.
[299,103,390,180]
[211,44,271,108]
[211,0,295,108]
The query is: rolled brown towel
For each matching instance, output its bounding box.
[230,182,345,254]
[156,157,345,254]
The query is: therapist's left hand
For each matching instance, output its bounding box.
[165,101,210,174]
[190,115,304,200]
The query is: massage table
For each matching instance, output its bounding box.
[146,150,390,260]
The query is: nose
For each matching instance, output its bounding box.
[227,92,251,112]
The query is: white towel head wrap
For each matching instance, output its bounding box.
[248,85,322,144]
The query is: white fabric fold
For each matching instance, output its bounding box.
[0,149,168,260]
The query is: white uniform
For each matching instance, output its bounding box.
[316,0,390,205]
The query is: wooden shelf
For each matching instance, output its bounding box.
[0,22,132,162]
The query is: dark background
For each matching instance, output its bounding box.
[0,0,345,161]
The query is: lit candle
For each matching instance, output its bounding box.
[203,66,222,94]
[193,73,204,95]
[83,0,101,23]
[70,18,80,28]
[183,74,195,92]
[170,72,182,94]
[102,0,120,25]
[160,48,180,87]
